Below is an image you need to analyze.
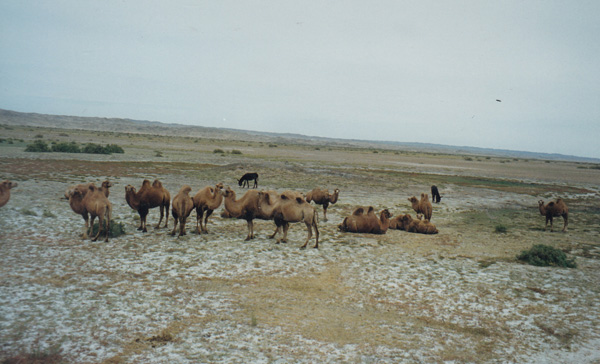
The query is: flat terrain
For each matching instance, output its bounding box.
[1,125,599,363]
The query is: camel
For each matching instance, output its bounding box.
[68,183,112,242]
[538,199,568,232]
[64,180,112,238]
[0,180,18,208]
[389,214,410,230]
[125,179,170,232]
[258,191,319,248]
[192,183,224,234]
[171,185,195,237]
[238,172,258,189]
[408,193,433,221]
[221,186,261,241]
[306,188,339,221]
[401,214,439,234]
[256,190,312,241]
[338,206,392,234]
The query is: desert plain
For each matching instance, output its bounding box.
[1,122,599,363]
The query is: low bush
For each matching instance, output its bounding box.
[231,149,242,155]
[26,141,124,154]
[91,220,126,238]
[51,141,81,153]
[494,224,507,233]
[25,140,51,152]
[213,149,225,154]
[517,244,576,268]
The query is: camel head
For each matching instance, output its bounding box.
[538,200,545,206]
[102,180,114,189]
[179,185,193,195]
[381,209,392,220]
[1,180,18,190]
[125,185,137,194]
[220,186,235,198]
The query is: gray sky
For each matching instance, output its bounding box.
[1,1,599,158]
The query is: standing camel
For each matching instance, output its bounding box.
[171,185,195,237]
[408,193,433,221]
[68,183,112,242]
[192,182,224,234]
[221,186,261,241]
[538,199,568,232]
[306,188,339,221]
[125,179,170,232]
[0,180,18,208]
[64,180,112,238]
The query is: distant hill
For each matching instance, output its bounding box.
[1,108,597,163]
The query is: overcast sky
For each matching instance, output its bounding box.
[1,1,599,158]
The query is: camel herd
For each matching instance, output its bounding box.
[0,178,570,247]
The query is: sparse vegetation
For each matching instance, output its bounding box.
[231,149,243,155]
[25,141,124,154]
[517,244,576,268]
[91,219,126,238]
[494,224,508,233]
[213,148,225,154]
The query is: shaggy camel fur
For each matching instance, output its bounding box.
[171,185,195,237]
[338,207,392,234]
[221,186,261,241]
[306,188,339,221]
[125,179,170,232]
[258,191,319,248]
[0,180,18,208]
[64,180,112,238]
[192,183,224,234]
[538,199,569,232]
[389,214,410,230]
[401,214,439,234]
[69,183,112,242]
[408,193,433,221]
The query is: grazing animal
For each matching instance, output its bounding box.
[64,180,112,237]
[68,183,112,242]
[0,180,18,208]
[221,186,261,240]
[538,199,568,232]
[431,185,442,203]
[171,185,195,237]
[125,179,171,232]
[237,172,258,188]
[192,182,224,234]
[408,193,433,221]
[338,207,392,234]
[258,191,319,248]
[389,214,410,230]
[306,188,340,221]
[402,214,438,234]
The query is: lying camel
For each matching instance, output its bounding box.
[221,186,261,241]
[408,193,433,221]
[171,185,195,237]
[125,179,170,232]
[192,182,224,234]
[68,183,112,242]
[258,191,319,248]
[401,214,438,234]
[64,180,112,238]
[0,180,18,208]
[389,214,411,230]
[338,206,392,234]
[538,199,568,232]
[306,188,339,221]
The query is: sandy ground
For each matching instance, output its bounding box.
[1,129,600,363]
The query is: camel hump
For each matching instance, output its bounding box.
[142,179,151,186]
[367,206,375,214]
[352,207,365,216]
[152,180,163,188]
[296,197,304,204]
[548,201,555,207]
[88,183,98,192]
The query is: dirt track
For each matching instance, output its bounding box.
[1,128,600,363]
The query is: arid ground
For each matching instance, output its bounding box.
[1,125,599,363]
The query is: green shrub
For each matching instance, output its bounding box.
[25,140,51,152]
[104,144,124,154]
[231,149,242,155]
[82,143,110,154]
[91,220,126,238]
[517,244,576,268]
[51,141,81,153]
[494,225,507,233]
[213,148,225,154]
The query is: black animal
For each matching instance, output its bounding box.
[237,172,258,189]
[431,185,442,203]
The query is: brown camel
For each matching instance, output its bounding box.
[408,193,433,221]
[401,214,439,234]
[68,183,112,242]
[338,206,392,234]
[258,191,319,248]
[125,179,170,232]
[306,188,339,221]
[192,182,224,234]
[389,214,410,230]
[0,180,18,208]
[538,199,568,232]
[256,190,313,243]
[171,185,195,237]
[221,186,261,241]
[64,180,112,238]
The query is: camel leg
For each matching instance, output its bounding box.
[92,216,102,242]
[323,203,329,221]
[281,223,290,244]
[81,214,90,239]
[269,225,278,239]
[203,210,213,233]
[164,202,170,228]
[180,217,187,237]
[562,215,568,232]
[549,216,554,232]
[313,220,320,249]
[300,221,311,249]
[155,206,164,229]
[104,215,110,242]
[170,213,179,236]
[140,209,149,232]
[195,208,204,234]
[245,220,254,241]
[275,224,284,244]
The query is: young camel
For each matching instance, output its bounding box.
[68,183,112,242]
[408,193,433,221]
[192,182,224,234]
[221,186,261,241]
[258,191,319,249]
[0,180,18,208]
[64,180,112,238]
[338,206,392,234]
[125,179,170,232]
[538,199,569,232]
[171,185,195,237]
[401,214,439,234]
[389,214,411,230]
[306,188,340,221]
